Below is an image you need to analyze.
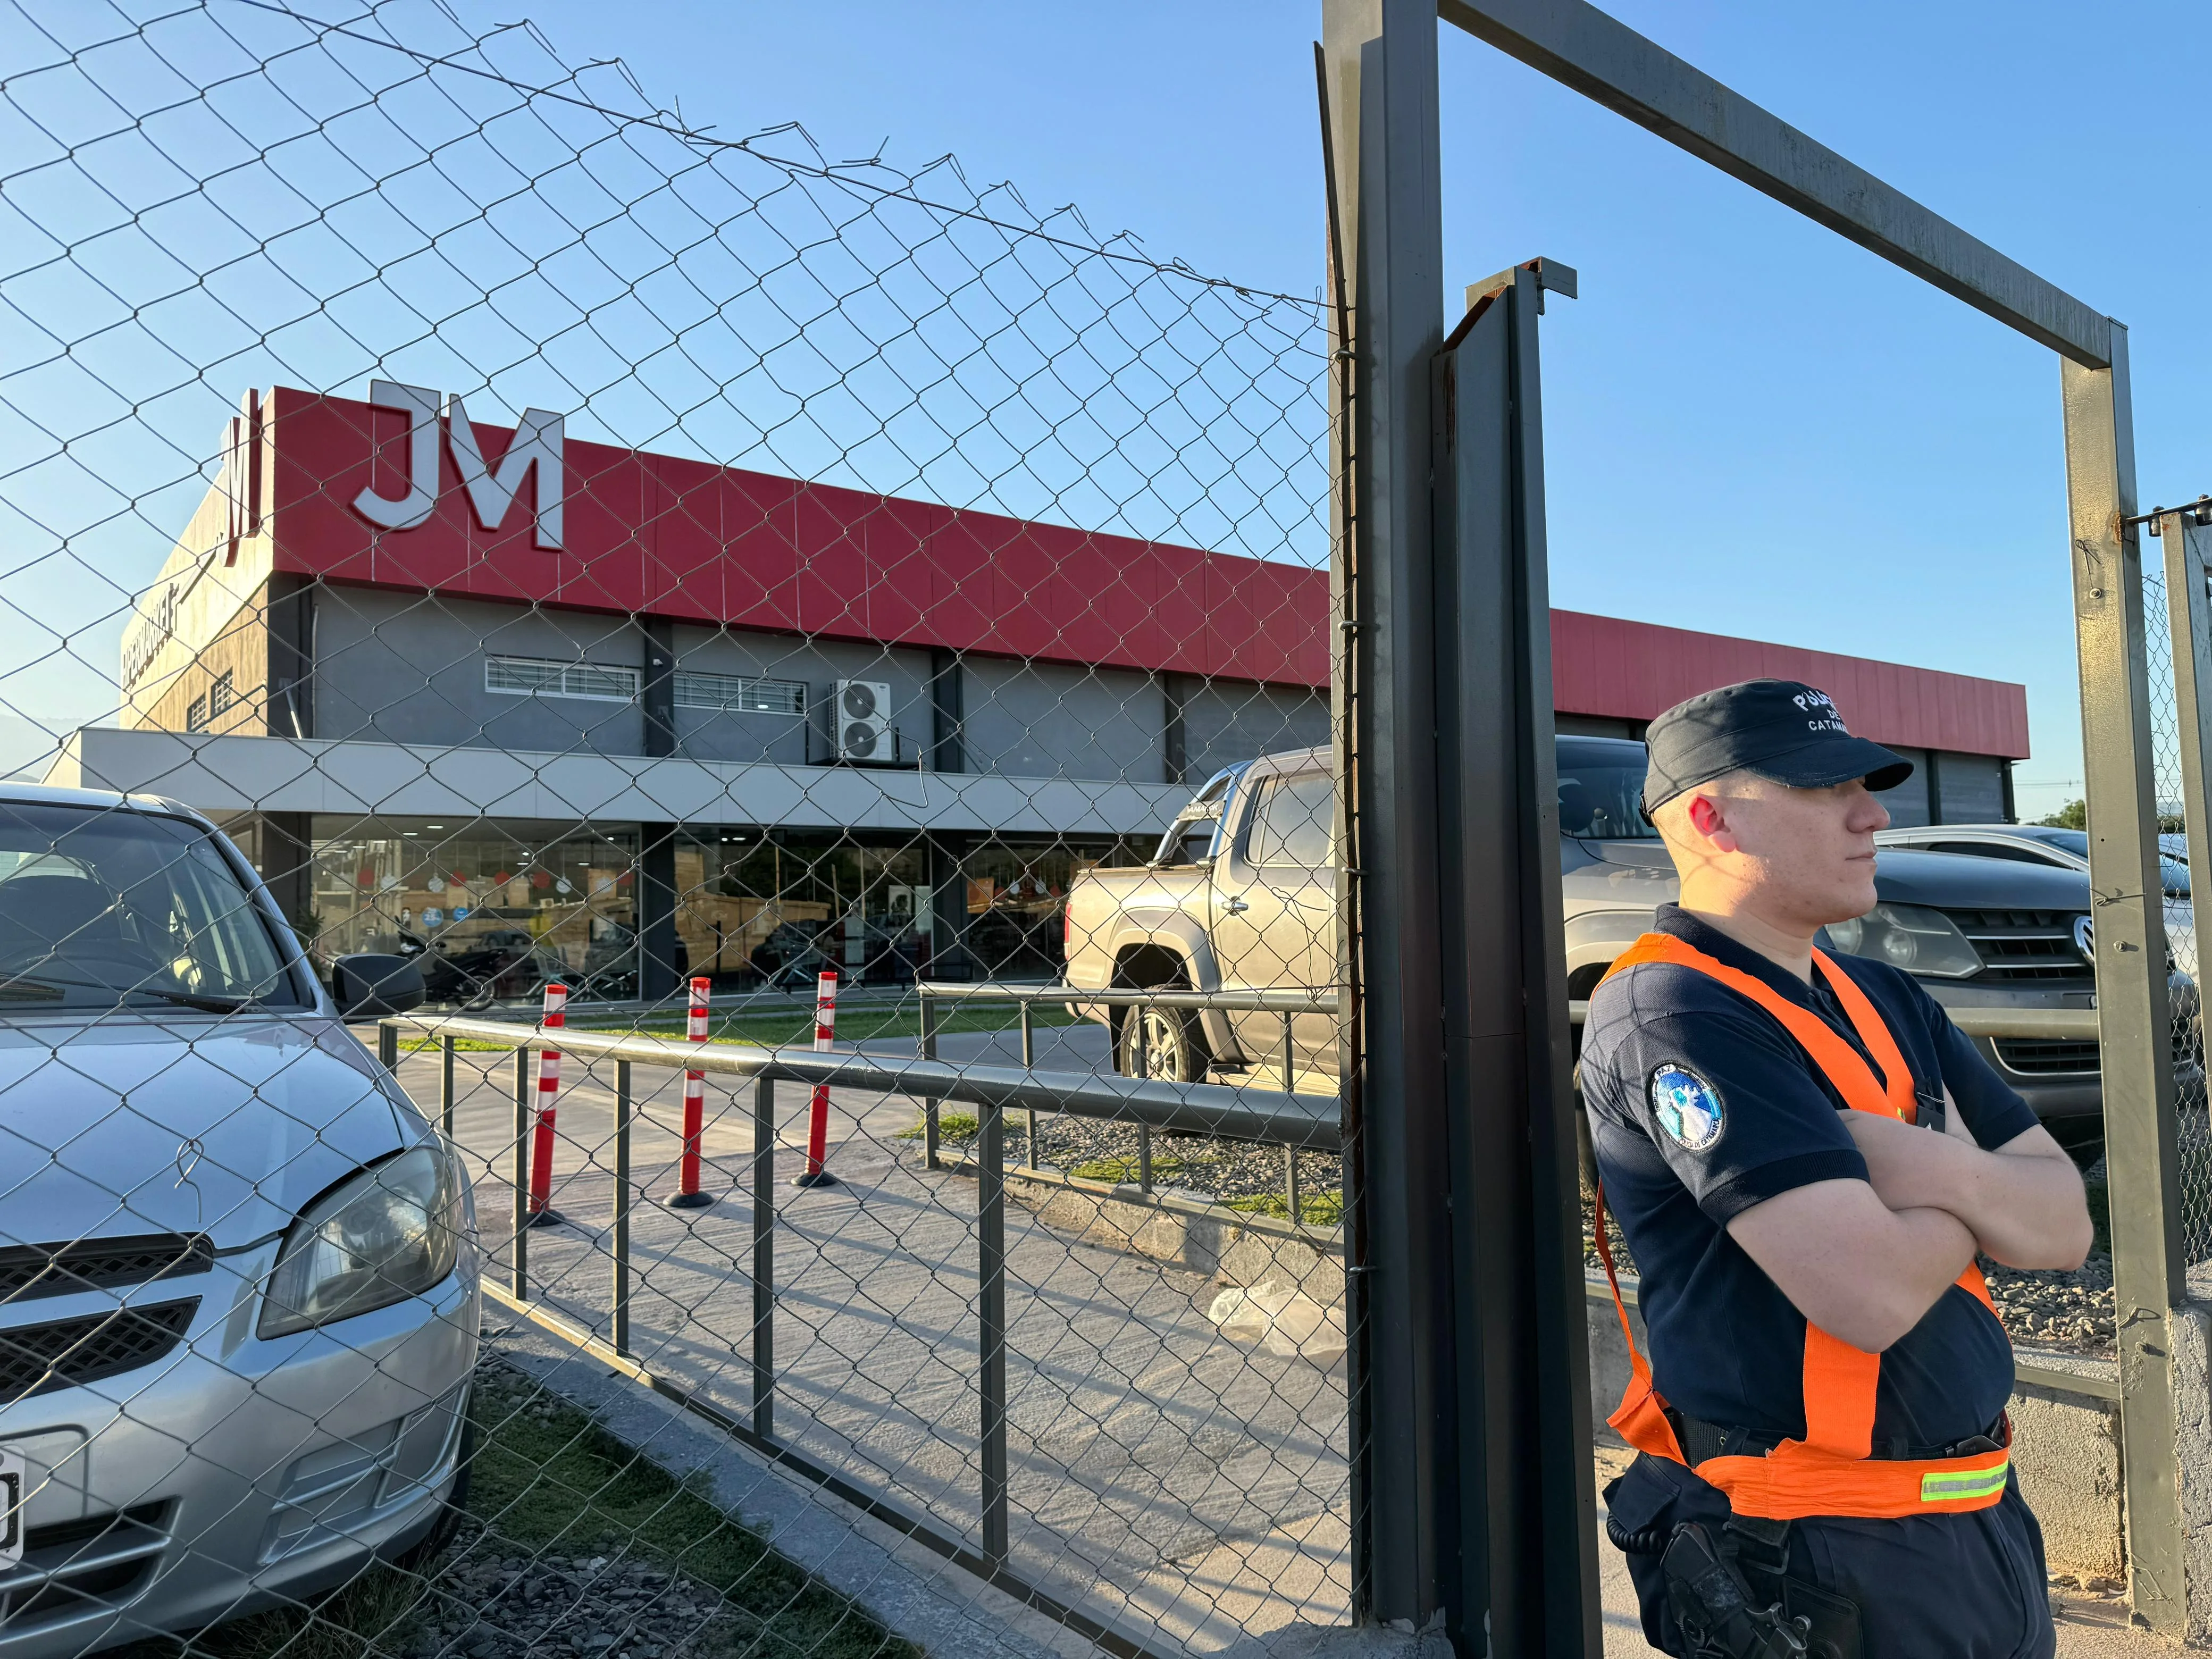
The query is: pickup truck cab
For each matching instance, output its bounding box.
[1064,738,2151,1158]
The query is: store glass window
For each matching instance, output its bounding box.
[674,831,930,991]
[306,818,640,1006]
[959,840,1137,981]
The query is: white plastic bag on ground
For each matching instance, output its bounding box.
[1205,1278,1347,1364]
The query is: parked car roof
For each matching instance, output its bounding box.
[0,775,206,822]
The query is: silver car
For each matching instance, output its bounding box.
[0,783,477,1657]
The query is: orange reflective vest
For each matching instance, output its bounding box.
[1593,932,2014,1521]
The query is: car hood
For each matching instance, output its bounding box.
[1864,845,2092,909]
[1565,839,2093,910]
[0,1015,422,1251]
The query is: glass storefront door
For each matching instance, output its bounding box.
[306,817,640,1006]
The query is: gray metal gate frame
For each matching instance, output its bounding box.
[1323,0,2181,1645]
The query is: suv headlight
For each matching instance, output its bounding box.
[259,1144,466,1338]
[1822,903,1982,979]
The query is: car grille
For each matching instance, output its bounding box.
[1994,1037,2102,1076]
[0,1503,171,1633]
[1946,909,2090,981]
[0,1234,211,1308]
[0,1299,198,1406]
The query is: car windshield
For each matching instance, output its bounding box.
[1556,738,1659,840]
[0,802,304,1011]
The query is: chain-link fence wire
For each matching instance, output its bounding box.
[2136,557,2212,1271]
[0,0,1355,1655]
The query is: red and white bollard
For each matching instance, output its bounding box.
[666,975,715,1209]
[526,982,567,1227]
[791,969,840,1188]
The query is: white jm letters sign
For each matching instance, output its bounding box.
[350,380,565,549]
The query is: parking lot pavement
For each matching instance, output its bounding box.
[395,1036,1351,1655]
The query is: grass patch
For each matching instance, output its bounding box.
[188,1563,429,1659]
[403,1003,1079,1056]
[180,1363,915,1659]
[578,1004,1079,1049]
[1225,1191,1345,1228]
[894,1110,979,1143]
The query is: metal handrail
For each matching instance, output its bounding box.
[378,1012,1340,1148]
[915,981,1340,1012]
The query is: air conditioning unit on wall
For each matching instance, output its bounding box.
[834,680,892,761]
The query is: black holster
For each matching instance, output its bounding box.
[1660,1517,1863,1659]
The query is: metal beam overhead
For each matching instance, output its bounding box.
[1434,0,2112,367]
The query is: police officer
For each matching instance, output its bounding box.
[1581,679,2092,1658]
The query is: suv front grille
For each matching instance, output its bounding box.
[1946,909,2090,981]
[0,1234,211,1307]
[0,1503,171,1631]
[0,1298,198,1406]
[1994,1037,2101,1076]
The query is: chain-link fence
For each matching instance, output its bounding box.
[2139,541,2212,1270]
[0,0,1353,1655]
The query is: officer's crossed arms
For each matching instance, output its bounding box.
[1655,769,2093,1353]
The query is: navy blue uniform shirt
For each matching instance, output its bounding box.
[1581,903,2039,1452]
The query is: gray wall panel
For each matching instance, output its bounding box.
[1182,681,1329,780]
[1880,747,1935,828]
[314,588,647,756]
[1933,751,2007,824]
[960,658,1167,783]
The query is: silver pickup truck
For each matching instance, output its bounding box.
[1063,738,2138,1159]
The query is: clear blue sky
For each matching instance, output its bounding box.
[499,0,2212,820]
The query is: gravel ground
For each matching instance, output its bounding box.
[395,1529,749,1659]
[927,1111,1342,1221]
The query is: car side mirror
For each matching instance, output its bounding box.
[331,953,426,1019]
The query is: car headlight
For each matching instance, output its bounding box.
[259,1144,466,1338]
[1822,903,1982,978]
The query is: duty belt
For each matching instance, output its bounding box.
[1667,1407,2008,1468]
[1594,933,2016,1521]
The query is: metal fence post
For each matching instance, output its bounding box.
[377,1019,399,1073]
[1323,0,1459,1631]
[613,1058,632,1356]
[2064,334,2188,1632]
[511,1044,531,1302]
[752,1074,775,1439]
[978,1097,1009,1565]
[439,1033,456,1138]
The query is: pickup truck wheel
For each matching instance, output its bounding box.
[1118,1003,1209,1083]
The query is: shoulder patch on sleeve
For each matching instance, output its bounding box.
[1648,1063,1725,1151]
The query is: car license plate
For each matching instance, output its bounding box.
[0,1446,22,1569]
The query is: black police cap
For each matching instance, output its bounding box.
[1640,678,1913,818]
